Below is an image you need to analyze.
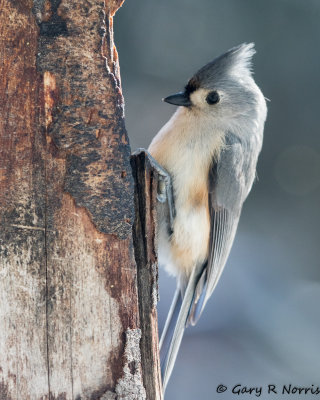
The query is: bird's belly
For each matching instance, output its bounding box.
[158,204,210,278]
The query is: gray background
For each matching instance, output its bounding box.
[115,1,320,399]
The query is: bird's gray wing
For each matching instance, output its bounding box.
[188,131,262,325]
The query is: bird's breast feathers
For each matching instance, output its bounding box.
[149,109,224,277]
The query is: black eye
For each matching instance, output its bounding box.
[206,91,220,105]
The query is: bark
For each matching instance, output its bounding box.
[0,1,161,399]
[131,151,162,400]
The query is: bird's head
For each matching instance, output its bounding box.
[163,43,265,127]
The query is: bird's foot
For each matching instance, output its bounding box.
[134,148,176,232]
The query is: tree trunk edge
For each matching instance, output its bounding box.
[131,151,163,400]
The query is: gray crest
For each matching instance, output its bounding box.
[186,43,256,92]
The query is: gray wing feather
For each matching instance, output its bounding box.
[189,131,262,324]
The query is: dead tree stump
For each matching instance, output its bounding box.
[0,1,162,399]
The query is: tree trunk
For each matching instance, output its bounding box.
[0,1,162,399]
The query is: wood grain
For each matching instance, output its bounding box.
[0,2,49,398]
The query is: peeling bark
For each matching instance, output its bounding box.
[0,1,161,399]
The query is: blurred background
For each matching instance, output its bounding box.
[115,1,320,398]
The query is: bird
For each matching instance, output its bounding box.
[147,43,267,391]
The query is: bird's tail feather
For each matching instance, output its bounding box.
[188,270,208,326]
[160,268,201,391]
[159,289,182,378]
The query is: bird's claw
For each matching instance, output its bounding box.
[137,149,176,232]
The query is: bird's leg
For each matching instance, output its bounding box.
[135,149,176,233]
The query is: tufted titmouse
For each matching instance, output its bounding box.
[147,43,267,391]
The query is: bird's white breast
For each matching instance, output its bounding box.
[149,107,224,278]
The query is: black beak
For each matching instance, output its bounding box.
[163,91,192,107]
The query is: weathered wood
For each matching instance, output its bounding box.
[0,1,160,399]
[0,2,49,398]
[131,151,163,400]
